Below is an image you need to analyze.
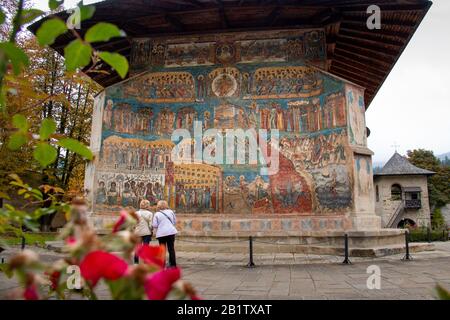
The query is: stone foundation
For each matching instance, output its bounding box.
[86,213,423,257]
[174,230,432,257]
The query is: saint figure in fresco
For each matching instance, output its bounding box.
[145,182,156,204]
[270,106,277,129]
[204,187,211,209]
[107,182,118,206]
[180,189,187,209]
[211,188,217,210]
[96,181,107,205]
[242,73,251,95]
[121,182,133,207]
[103,100,114,130]
[197,75,206,99]
[203,111,210,130]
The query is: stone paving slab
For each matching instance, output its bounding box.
[1,242,450,299]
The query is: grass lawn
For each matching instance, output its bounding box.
[0,233,57,247]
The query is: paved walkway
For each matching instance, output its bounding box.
[1,242,450,299]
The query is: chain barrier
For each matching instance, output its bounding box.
[252,239,333,246]
[176,231,412,267]
[176,238,248,244]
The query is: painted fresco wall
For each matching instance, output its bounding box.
[88,29,370,217]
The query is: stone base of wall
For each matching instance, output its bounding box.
[87,213,354,234]
[174,232,432,257]
[85,213,427,257]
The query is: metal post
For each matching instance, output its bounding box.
[342,233,351,264]
[246,236,255,268]
[402,230,412,261]
[21,236,26,251]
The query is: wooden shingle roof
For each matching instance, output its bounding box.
[29,0,432,108]
[375,152,435,176]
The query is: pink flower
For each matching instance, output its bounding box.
[48,271,61,290]
[136,244,165,268]
[112,211,127,233]
[144,267,181,300]
[65,236,76,245]
[112,210,138,233]
[79,251,128,286]
[24,284,39,300]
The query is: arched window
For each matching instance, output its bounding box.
[391,184,402,200]
[397,218,416,229]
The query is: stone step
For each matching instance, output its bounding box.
[44,239,434,258]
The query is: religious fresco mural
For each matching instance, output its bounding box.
[90,29,369,216]
[346,84,367,146]
[353,154,375,214]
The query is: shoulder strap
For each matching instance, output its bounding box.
[158,211,175,225]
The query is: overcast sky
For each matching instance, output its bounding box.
[32,0,450,163]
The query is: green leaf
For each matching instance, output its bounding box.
[39,118,57,140]
[64,39,92,72]
[33,143,57,167]
[12,114,28,132]
[0,191,10,200]
[436,285,450,300]
[0,9,5,25]
[85,22,124,43]
[79,5,96,21]
[98,52,129,79]
[49,0,64,10]
[57,138,93,160]
[0,43,29,75]
[22,9,44,24]
[36,18,68,46]
[8,133,28,150]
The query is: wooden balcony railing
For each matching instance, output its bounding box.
[404,199,422,209]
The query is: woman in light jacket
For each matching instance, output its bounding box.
[152,200,178,267]
[134,200,153,263]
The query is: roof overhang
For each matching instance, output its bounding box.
[29,0,432,109]
[374,172,435,177]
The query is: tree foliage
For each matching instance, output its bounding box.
[0,0,128,231]
[407,149,450,208]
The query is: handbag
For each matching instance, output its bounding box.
[158,210,175,226]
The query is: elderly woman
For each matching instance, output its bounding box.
[152,200,178,267]
[134,200,153,264]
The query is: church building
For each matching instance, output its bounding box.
[31,0,433,254]
[374,152,435,229]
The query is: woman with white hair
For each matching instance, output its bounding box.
[152,200,178,267]
[134,199,153,263]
